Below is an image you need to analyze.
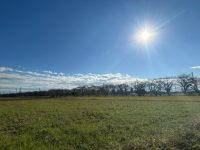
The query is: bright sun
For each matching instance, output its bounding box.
[140,31,151,41]
[135,25,156,45]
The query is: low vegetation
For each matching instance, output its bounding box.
[1,96,200,149]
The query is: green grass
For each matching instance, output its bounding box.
[1,96,200,149]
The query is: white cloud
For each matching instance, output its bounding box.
[0,67,13,72]
[43,70,57,75]
[191,66,200,69]
[43,70,65,76]
[0,67,141,93]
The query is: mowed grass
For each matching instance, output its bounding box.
[1,97,200,149]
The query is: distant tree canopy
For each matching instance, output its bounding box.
[1,73,200,97]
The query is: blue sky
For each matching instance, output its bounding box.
[0,0,200,80]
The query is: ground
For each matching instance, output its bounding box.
[1,96,200,150]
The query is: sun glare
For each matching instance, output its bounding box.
[135,25,156,45]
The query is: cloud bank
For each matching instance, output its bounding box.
[0,66,141,93]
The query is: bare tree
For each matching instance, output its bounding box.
[177,74,192,95]
[163,80,174,96]
[147,80,163,96]
[190,77,200,95]
[147,80,157,96]
[155,80,164,96]
[134,81,146,96]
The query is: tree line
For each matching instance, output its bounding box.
[1,74,200,97]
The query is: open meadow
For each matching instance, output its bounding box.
[1,96,200,150]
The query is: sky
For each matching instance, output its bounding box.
[0,0,200,92]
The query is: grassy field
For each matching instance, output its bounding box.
[1,96,200,150]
